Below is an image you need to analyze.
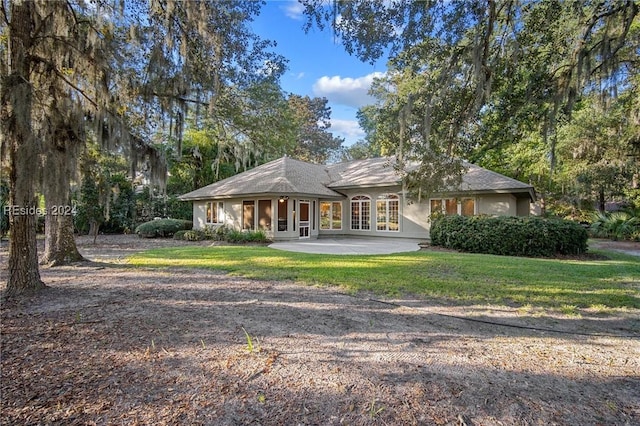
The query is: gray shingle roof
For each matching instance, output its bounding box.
[179,156,535,201]
[326,157,402,188]
[179,157,343,200]
[460,162,533,194]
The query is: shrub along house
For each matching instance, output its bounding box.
[179,156,536,241]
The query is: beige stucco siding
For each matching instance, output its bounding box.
[194,197,322,240]
[192,200,240,230]
[321,186,429,239]
[192,190,531,241]
[192,202,206,229]
[399,200,430,239]
[227,200,242,230]
[222,199,265,234]
[477,194,517,216]
[516,198,531,216]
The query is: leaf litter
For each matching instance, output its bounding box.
[1,235,639,425]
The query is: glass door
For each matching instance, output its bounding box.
[299,201,310,238]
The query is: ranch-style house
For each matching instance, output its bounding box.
[179,156,536,241]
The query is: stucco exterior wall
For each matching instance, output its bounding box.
[193,197,322,240]
[516,198,531,216]
[319,186,430,240]
[191,189,531,241]
[399,199,431,239]
[227,200,242,230]
[192,200,239,230]
[477,194,517,216]
[192,202,206,229]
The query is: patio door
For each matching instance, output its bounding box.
[299,201,310,238]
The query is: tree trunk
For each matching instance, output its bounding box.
[41,129,85,266]
[1,0,45,296]
[89,219,99,244]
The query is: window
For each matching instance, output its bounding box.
[461,198,475,216]
[430,198,475,216]
[320,201,342,230]
[277,197,288,231]
[332,202,342,229]
[243,200,255,230]
[206,201,224,224]
[351,195,371,230]
[258,200,272,231]
[376,194,399,231]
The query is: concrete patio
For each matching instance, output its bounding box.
[269,237,424,255]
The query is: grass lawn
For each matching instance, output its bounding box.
[128,246,640,313]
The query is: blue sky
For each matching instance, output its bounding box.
[252,0,387,146]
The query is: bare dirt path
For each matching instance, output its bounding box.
[1,235,639,425]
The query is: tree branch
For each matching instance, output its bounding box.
[1,1,9,26]
[31,53,100,109]
[146,91,210,107]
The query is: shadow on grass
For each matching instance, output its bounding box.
[2,266,638,425]
[126,245,640,312]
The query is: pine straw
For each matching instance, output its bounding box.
[1,236,639,425]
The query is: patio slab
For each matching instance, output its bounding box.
[269,237,423,255]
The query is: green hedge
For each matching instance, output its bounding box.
[430,215,588,257]
[225,229,269,243]
[135,219,193,238]
[173,230,188,240]
[173,226,270,244]
[173,229,207,241]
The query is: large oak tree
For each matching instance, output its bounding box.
[1,0,45,295]
[302,0,639,197]
[1,0,288,295]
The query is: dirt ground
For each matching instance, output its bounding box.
[1,235,639,425]
[589,239,640,257]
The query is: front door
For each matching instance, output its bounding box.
[299,201,310,238]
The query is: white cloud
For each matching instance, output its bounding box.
[330,119,365,142]
[312,72,385,108]
[282,1,305,20]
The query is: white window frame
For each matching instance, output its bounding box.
[320,201,342,230]
[376,194,400,232]
[351,195,371,231]
[205,201,224,224]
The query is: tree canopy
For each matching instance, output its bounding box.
[288,94,344,164]
[303,0,639,202]
[1,0,339,295]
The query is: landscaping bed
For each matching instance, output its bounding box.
[1,235,638,425]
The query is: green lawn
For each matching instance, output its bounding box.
[128,246,640,312]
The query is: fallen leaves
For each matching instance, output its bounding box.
[1,235,639,425]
